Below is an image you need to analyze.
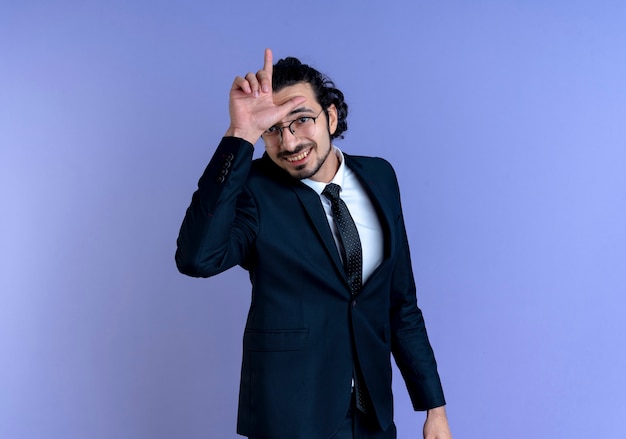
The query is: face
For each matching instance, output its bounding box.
[263,82,339,182]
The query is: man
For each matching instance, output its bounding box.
[176,49,452,439]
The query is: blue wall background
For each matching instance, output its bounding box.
[2,1,625,438]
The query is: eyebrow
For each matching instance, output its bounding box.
[287,107,317,116]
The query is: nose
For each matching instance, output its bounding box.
[280,127,299,150]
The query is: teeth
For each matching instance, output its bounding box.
[287,150,309,162]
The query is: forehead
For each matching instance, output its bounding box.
[273,82,319,107]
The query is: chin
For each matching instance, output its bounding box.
[297,162,323,180]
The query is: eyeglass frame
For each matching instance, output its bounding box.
[262,109,325,143]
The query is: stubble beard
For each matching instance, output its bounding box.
[291,141,333,180]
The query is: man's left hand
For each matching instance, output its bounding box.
[423,406,452,439]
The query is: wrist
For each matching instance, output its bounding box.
[426,405,447,418]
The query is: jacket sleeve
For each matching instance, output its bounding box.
[175,137,258,277]
[388,169,446,411]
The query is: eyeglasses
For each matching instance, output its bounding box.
[262,109,324,143]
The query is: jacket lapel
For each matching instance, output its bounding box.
[291,183,346,279]
[344,154,396,260]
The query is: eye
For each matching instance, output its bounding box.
[265,126,279,135]
[295,116,312,125]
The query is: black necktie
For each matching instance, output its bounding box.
[322,183,362,296]
[322,183,370,413]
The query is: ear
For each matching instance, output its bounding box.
[327,104,338,135]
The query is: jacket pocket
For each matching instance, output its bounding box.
[243,328,308,352]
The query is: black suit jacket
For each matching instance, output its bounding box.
[176,137,445,439]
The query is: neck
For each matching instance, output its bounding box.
[310,146,341,183]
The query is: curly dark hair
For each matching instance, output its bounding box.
[272,57,348,139]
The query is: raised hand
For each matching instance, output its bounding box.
[225,49,306,145]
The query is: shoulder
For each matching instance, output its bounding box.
[248,153,298,190]
[345,153,398,182]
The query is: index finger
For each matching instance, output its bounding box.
[263,48,273,77]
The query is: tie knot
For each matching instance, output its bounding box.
[322,183,341,201]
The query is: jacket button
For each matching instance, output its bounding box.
[216,175,225,183]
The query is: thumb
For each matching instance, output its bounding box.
[276,96,307,117]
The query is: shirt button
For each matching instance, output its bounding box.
[352,299,357,307]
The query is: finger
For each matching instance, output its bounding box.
[232,76,251,94]
[245,72,260,97]
[257,69,271,94]
[263,48,273,76]
[261,48,273,93]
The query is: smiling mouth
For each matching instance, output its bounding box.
[285,149,310,163]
